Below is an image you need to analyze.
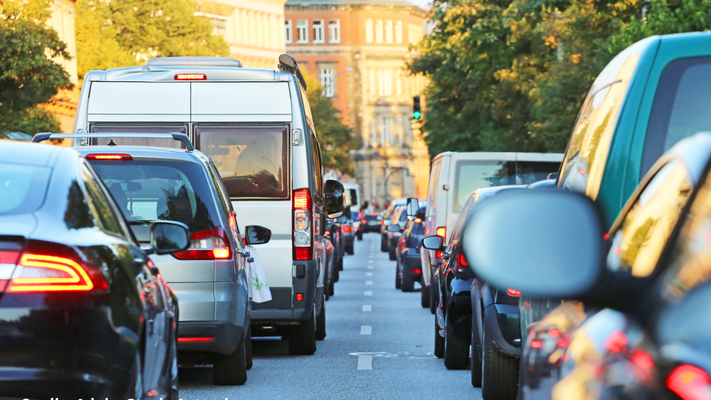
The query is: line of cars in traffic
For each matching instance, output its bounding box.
[382,32,711,400]
[0,54,356,398]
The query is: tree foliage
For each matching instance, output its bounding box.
[76,0,230,79]
[0,0,72,136]
[303,71,361,176]
[410,0,711,157]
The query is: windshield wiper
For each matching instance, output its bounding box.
[128,219,156,225]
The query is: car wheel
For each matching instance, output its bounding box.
[316,298,326,341]
[334,266,340,283]
[338,255,343,271]
[324,267,330,301]
[421,283,430,308]
[471,321,482,387]
[434,317,444,359]
[401,272,415,292]
[430,281,438,314]
[389,247,396,261]
[289,306,317,355]
[444,310,469,370]
[381,235,388,252]
[481,322,519,400]
[357,232,363,241]
[168,326,179,398]
[213,335,248,385]
[246,326,253,371]
[329,276,335,297]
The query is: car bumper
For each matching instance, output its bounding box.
[483,303,521,358]
[178,320,244,356]
[402,250,422,279]
[251,260,318,324]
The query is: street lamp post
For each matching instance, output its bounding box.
[384,167,409,204]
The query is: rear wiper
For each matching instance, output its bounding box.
[128,220,155,225]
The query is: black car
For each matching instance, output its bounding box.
[0,140,189,399]
[388,205,408,261]
[380,199,406,253]
[361,213,381,233]
[395,205,426,292]
[461,133,711,400]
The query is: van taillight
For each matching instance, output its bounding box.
[86,153,133,161]
[6,253,108,292]
[507,288,522,297]
[293,189,312,261]
[174,74,207,80]
[173,227,232,260]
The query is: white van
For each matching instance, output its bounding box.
[73,55,344,355]
[420,152,563,311]
[342,183,362,239]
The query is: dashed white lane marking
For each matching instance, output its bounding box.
[367,266,373,269]
[366,280,373,285]
[363,305,372,312]
[366,272,373,276]
[361,325,372,335]
[368,259,374,264]
[364,290,373,296]
[357,355,373,370]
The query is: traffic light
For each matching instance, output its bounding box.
[413,95,421,120]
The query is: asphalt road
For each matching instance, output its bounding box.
[179,233,481,399]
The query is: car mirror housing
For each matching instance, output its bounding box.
[421,235,444,251]
[406,197,419,221]
[462,189,605,298]
[324,180,345,218]
[150,221,191,255]
[246,225,271,245]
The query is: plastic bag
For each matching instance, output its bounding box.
[246,245,272,303]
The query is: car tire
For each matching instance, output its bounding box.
[316,299,326,341]
[395,264,402,289]
[347,247,354,255]
[444,310,469,370]
[213,336,248,385]
[246,326,253,371]
[334,266,340,283]
[481,322,519,400]
[434,317,444,359]
[338,255,343,271]
[389,247,396,261]
[324,267,330,301]
[328,276,335,297]
[357,232,363,241]
[471,322,482,387]
[289,308,317,355]
[401,272,415,293]
[430,282,438,314]
[421,283,430,308]
[381,235,388,252]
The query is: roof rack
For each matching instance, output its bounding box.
[31,133,194,152]
[146,57,243,68]
[278,54,308,91]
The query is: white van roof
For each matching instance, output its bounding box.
[146,57,243,68]
[433,151,563,162]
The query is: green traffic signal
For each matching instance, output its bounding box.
[413,111,421,120]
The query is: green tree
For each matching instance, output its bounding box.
[76,0,230,78]
[303,71,361,176]
[0,0,72,136]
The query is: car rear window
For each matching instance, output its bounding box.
[89,160,221,241]
[0,164,51,215]
[196,126,289,199]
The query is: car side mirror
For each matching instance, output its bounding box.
[406,197,419,221]
[150,221,191,255]
[387,224,401,233]
[462,190,605,298]
[246,225,271,245]
[421,235,444,251]
[324,180,345,218]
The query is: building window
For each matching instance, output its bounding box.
[369,69,375,96]
[313,20,324,43]
[385,20,393,43]
[381,116,393,147]
[395,21,403,43]
[297,19,308,43]
[408,23,423,44]
[396,70,402,96]
[329,19,340,43]
[365,19,373,43]
[378,70,392,96]
[319,64,336,97]
[375,19,383,43]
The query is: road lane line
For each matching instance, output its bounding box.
[357,355,373,370]
[366,280,373,285]
[361,325,372,335]
[367,266,373,269]
[362,305,372,312]
[366,272,373,276]
[364,290,373,296]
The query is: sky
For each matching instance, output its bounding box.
[408,0,432,9]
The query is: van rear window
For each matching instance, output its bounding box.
[90,124,187,148]
[196,126,289,199]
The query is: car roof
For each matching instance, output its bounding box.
[73,145,210,164]
[0,140,70,167]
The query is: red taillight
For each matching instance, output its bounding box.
[343,225,353,233]
[325,230,331,236]
[0,251,20,264]
[177,337,213,342]
[86,153,133,161]
[603,232,610,240]
[548,329,560,338]
[410,268,421,274]
[294,189,311,210]
[458,254,468,266]
[173,227,232,260]
[530,339,543,349]
[667,365,711,400]
[414,217,422,223]
[435,251,444,259]
[296,293,303,301]
[557,334,570,348]
[436,227,446,238]
[295,247,311,261]
[7,253,107,292]
[362,219,367,224]
[507,288,521,297]
[174,74,206,80]
[293,189,312,261]
[380,220,384,225]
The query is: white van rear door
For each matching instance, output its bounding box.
[191,82,291,122]
[88,82,190,122]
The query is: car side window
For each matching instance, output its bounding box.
[606,161,692,277]
[312,135,323,197]
[450,193,478,242]
[660,167,711,301]
[81,163,127,239]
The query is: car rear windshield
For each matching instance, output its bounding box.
[453,160,560,212]
[89,160,220,241]
[0,164,51,215]
[196,126,289,199]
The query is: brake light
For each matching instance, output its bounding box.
[177,337,213,342]
[294,189,312,261]
[414,218,422,223]
[456,253,469,273]
[410,268,421,274]
[436,227,446,238]
[667,365,711,400]
[173,227,232,260]
[343,225,353,234]
[86,153,133,161]
[7,253,107,292]
[380,220,384,225]
[548,329,560,338]
[174,74,207,80]
[325,230,331,236]
[435,251,444,259]
[507,288,521,297]
[530,339,543,349]
[362,219,367,224]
